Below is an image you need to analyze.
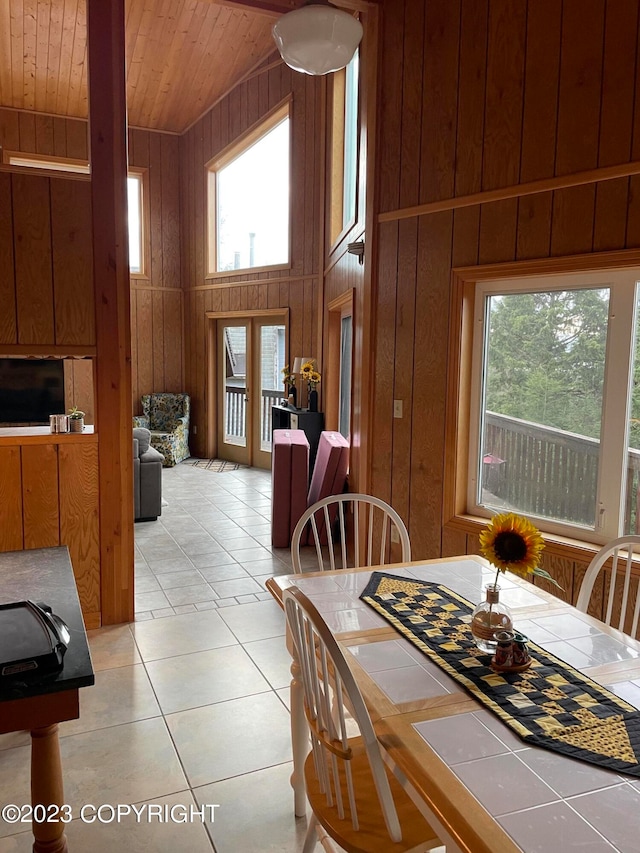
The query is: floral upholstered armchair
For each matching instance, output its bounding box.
[132,393,190,467]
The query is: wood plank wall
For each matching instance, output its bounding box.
[371,0,640,597]
[129,128,184,408]
[0,109,183,409]
[180,55,322,458]
[0,171,94,349]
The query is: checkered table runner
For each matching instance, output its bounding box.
[360,572,640,776]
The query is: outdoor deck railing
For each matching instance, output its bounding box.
[224,386,283,446]
[484,412,640,532]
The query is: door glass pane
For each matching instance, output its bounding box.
[223,326,247,447]
[339,315,352,438]
[625,288,640,534]
[259,324,286,452]
[479,287,609,528]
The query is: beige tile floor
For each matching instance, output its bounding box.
[0,463,323,852]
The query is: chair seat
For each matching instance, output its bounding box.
[150,429,188,467]
[304,737,440,853]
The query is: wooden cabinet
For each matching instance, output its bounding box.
[271,404,324,470]
[0,429,100,628]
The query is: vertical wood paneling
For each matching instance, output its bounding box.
[64,358,95,423]
[51,178,95,345]
[410,212,453,557]
[59,441,100,615]
[152,290,165,389]
[65,116,87,160]
[593,1,638,251]
[391,219,417,523]
[479,199,518,264]
[0,109,20,148]
[136,289,154,394]
[163,290,183,390]
[377,0,404,212]
[161,134,180,285]
[21,444,60,549]
[18,111,36,151]
[482,0,526,190]
[0,446,23,551]
[0,173,17,343]
[128,127,183,409]
[149,131,163,287]
[35,114,54,154]
[131,288,139,407]
[370,221,398,503]
[455,0,488,198]
[551,0,605,256]
[420,0,459,203]
[398,0,424,209]
[13,172,55,344]
[515,0,561,259]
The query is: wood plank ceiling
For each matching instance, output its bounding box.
[0,0,302,133]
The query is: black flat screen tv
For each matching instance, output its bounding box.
[0,359,65,425]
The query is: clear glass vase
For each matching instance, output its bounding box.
[470,583,513,653]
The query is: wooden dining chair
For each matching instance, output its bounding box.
[283,586,443,853]
[576,535,640,636]
[290,493,411,574]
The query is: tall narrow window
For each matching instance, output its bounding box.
[468,270,640,540]
[329,51,359,245]
[342,50,359,229]
[208,106,290,274]
[127,173,143,275]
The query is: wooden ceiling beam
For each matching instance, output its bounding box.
[201,0,378,19]
[201,0,303,18]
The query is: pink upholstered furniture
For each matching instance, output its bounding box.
[271,429,310,548]
[303,431,349,544]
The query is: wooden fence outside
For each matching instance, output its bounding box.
[225,386,282,447]
[483,412,640,533]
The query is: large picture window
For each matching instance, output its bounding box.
[468,269,640,541]
[208,105,290,274]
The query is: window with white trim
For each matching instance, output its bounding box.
[207,106,290,274]
[469,269,640,540]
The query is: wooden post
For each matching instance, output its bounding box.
[87,0,135,624]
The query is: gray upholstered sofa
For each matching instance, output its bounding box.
[133,427,163,522]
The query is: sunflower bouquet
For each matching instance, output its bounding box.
[479,512,561,589]
[301,360,321,390]
[281,365,296,387]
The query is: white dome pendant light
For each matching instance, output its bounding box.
[272,1,363,76]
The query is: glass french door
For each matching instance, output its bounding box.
[217,317,286,468]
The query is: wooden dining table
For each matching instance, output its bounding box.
[267,555,640,853]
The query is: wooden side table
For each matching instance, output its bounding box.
[0,547,95,853]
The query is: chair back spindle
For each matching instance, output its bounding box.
[291,494,411,574]
[576,536,640,637]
